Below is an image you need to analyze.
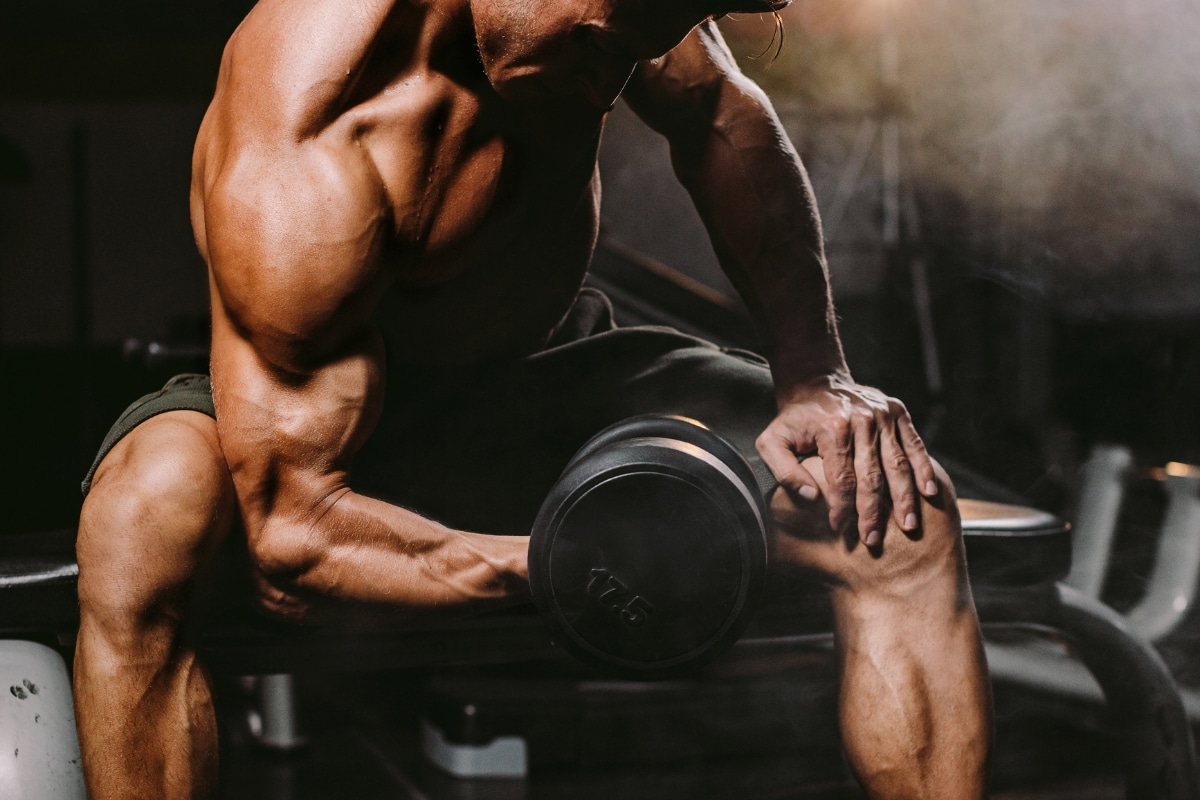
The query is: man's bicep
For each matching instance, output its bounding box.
[205,153,391,530]
[204,142,390,370]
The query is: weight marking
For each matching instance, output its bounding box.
[587,568,655,627]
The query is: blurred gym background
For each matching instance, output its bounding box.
[3,1,1200,797]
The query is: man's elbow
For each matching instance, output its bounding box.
[245,514,325,621]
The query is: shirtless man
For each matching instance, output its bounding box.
[73,0,991,797]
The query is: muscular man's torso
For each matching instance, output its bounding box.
[191,0,612,366]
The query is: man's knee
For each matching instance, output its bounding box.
[771,456,965,596]
[847,457,963,597]
[77,411,234,642]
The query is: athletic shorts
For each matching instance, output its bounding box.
[83,289,779,536]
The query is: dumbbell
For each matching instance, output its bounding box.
[528,415,769,677]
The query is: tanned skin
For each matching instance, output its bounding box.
[73,0,992,797]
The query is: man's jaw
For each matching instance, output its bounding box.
[577,73,630,111]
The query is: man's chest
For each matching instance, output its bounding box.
[341,75,606,271]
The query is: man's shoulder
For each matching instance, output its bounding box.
[216,0,432,139]
[623,21,746,138]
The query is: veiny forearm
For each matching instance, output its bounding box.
[673,77,848,394]
[625,24,846,392]
[210,325,529,621]
[252,488,530,614]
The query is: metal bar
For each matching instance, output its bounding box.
[821,119,877,244]
[1124,467,1200,641]
[254,674,306,751]
[900,186,944,398]
[977,583,1200,800]
[1064,445,1133,597]
[881,120,901,248]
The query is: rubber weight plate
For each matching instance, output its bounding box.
[529,417,768,676]
[565,415,765,519]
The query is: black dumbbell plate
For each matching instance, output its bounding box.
[530,426,766,676]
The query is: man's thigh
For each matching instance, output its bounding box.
[80,376,254,619]
[81,373,215,496]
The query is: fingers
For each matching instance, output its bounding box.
[896,412,938,498]
[880,421,919,533]
[759,413,871,541]
[756,427,820,501]
[826,404,923,546]
[850,413,884,546]
[758,389,935,551]
[815,419,857,537]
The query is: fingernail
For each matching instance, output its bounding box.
[924,480,937,496]
[799,485,819,501]
[865,530,881,547]
[904,513,918,530]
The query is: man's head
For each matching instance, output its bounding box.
[471,0,791,109]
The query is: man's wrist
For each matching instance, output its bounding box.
[496,535,533,601]
[770,359,852,405]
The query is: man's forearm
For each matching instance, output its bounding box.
[210,322,530,619]
[672,75,848,395]
[247,486,530,619]
[630,21,941,551]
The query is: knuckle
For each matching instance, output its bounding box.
[857,515,879,535]
[829,417,852,440]
[774,464,798,483]
[857,494,879,514]
[902,419,924,440]
[860,469,884,492]
[863,419,882,441]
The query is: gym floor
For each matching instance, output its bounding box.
[214,656,1133,799]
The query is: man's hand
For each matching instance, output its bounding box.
[756,374,938,547]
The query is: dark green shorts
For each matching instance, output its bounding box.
[84,289,778,535]
[81,373,215,496]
